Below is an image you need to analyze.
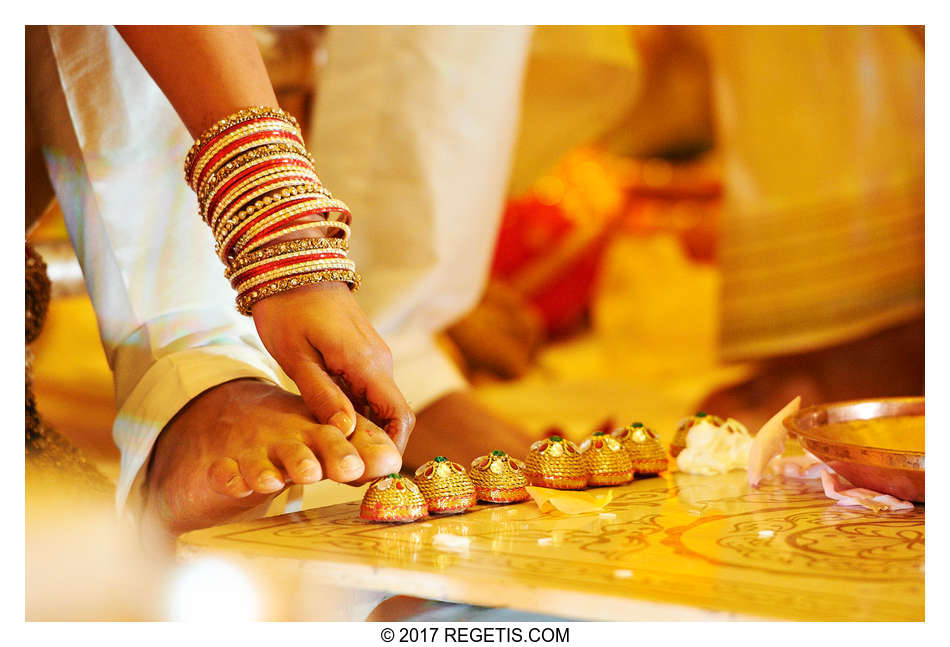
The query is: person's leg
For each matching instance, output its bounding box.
[699,26,924,427]
[311,26,536,466]
[28,25,400,531]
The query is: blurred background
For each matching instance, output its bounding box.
[25,25,924,620]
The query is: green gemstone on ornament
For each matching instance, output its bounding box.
[632,422,643,428]
[696,412,707,417]
[593,431,606,436]
[549,435,562,442]
[389,473,400,479]
[434,456,447,462]
[491,449,506,456]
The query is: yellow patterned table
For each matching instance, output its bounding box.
[179,471,924,621]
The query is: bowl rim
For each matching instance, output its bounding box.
[783,396,925,460]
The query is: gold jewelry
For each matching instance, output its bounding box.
[226,238,349,276]
[236,268,361,315]
[188,119,301,188]
[233,258,356,293]
[185,106,300,182]
[235,220,351,259]
[197,145,315,200]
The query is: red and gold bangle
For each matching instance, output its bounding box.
[186,107,360,312]
[185,106,301,182]
[233,258,356,293]
[213,181,327,243]
[188,119,302,188]
[206,169,319,237]
[236,268,361,315]
[230,196,351,254]
[197,144,315,200]
[194,133,306,192]
[227,237,348,273]
[201,159,319,220]
[218,195,340,258]
[236,220,352,259]
[227,250,348,285]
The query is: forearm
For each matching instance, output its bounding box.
[116,26,278,137]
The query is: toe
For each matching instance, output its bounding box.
[272,442,323,484]
[348,416,402,484]
[237,450,286,494]
[208,457,254,498]
[305,424,365,482]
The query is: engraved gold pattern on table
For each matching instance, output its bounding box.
[613,422,669,474]
[414,456,477,514]
[180,470,924,621]
[671,412,724,457]
[359,474,428,523]
[578,432,633,486]
[524,436,589,490]
[469,450,531,503]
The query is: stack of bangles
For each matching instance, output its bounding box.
[184,106,360,315]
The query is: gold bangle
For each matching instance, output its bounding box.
[197,145,315,200]
[185,106,300,181]
[218,194,344,256]
[199,152,319,207]
[233,258,356,293]
[225,243,349,279]
[234,221,352,260]
[195,135,308,193]
[230,196,351,253]
[213,181,327,241]
[236,268,361,315]
[228,237,348,273]
[189,120,301,188]
[205,166,320,226]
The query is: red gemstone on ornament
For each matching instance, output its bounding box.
[595,440,603,449]
[395,481,404,490]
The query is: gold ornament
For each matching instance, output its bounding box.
[414,456,477,514]
[359,473,428,523]
[469,450,530,503]
[579,431,634,486]
[670,412,725,457]
[613,422,669,475]
[524,436,588,490]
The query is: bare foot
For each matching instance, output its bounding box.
[403,391,535,469]
[698,318,924,431]
[144,379,402,535]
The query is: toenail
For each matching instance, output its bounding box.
[260,472,283,488]
[298,459,319,474]
[339,455,362,474]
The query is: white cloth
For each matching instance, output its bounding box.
[27,25,531,517]
[310,26,532,408]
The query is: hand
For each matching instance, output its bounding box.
[145,379,403,534]
[251,281,414,452]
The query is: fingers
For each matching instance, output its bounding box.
[305,424,365,482]
[363,377,416,454]
[208,457,253,498]
[347,415,403,484]
[271,442,322,484]
[282,347,357,437]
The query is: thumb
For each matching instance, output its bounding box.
[282,347,357,437]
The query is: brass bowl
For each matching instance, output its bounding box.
[784,397,924,502]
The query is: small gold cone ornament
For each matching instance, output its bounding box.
[524,436,588,490]
[579,431,634,486]
[414,456,477,514]
[612,422,669,475]
[469,450,531,503]
[670,412,725,457]
[360,473,428,523]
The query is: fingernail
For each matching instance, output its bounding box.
[330,412,355,436]
[339,454,362,474]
